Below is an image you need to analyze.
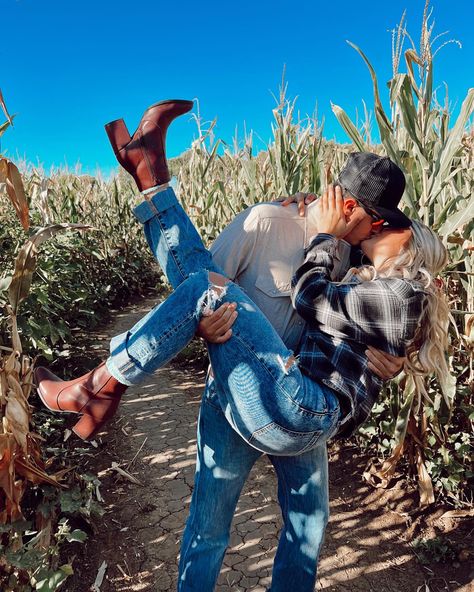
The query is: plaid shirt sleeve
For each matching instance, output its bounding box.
[291,234,423,356]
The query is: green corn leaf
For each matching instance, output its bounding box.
[0,114,16,138]
[8,223,94,315]
[438,197,474,237]
[347,40,393,130]
[429,88,474,200]
[331,103,368,151]
[404,49,422,101]
[390,74,426,162]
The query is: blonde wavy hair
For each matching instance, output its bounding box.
[345,221,450,400]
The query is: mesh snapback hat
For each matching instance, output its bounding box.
[337,152,412,228]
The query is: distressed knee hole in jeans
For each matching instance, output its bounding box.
[277,354,298,376]
[199,271,230,316]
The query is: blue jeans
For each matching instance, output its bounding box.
[109,187,336,590]
[106,188,341,455]
[107,188,341,455]
[178,378,329,592]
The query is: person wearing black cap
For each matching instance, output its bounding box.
[335,151,412,228]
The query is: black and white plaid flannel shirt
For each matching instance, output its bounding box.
[291,234,427,437]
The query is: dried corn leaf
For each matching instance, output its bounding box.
[363,440,405,489]
[7,240,37,316]
[8,308,22,353]
[4,349,21,376]
[0,366,8,406]
[7,373,29,407]
[440,509,474,519]
[109,462,143,485]
[35,511,53,550]
[0,433,16,504]
[21,359,33,400]
[364,382,415,489]
[1,479,25,524]
[14,456,65,488]
[0,158,29,231]
[5,396,30,453]
[415,445,435,506]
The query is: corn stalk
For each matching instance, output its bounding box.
[333,2,473,505]
[0,97,96,588]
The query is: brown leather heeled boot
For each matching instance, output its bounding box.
[34,363,128,440]
[105,99,194,191]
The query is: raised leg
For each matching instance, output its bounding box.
[133,188,222,289]
[105,267,340,455]
[107,269,211,385]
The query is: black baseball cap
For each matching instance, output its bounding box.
[336,152,412,228]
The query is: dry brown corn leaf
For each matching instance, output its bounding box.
[35,511,53,550]
[5,396,30,452]
[0,434,16,503]
[14,456,64,488]
[0,158,29,231]
[0,367,8,406]
[363,440,404,489]
[7,373,29,405]
[3,478,26,523]
[9,312,22,354]
[415,445,435,506]
[4,349,21,376]
[21,357,33,399]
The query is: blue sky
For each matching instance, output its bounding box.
[1,0,472,175]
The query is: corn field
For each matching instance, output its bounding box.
[0,97,159,588]
[0,1,473,589]
[176,5,473,508]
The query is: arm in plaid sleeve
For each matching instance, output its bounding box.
[291,234,422,354]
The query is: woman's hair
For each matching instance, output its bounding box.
[345,221,450,400]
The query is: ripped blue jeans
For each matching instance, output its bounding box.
[106,188,341,455]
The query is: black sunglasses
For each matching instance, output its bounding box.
[361,204,385,224]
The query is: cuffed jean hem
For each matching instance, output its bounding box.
[133,186,178,222]
[106,331,154,386]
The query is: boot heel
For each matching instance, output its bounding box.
[105,118,132,153]
[72,414,100,440]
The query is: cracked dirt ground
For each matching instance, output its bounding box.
[66,297,473,592]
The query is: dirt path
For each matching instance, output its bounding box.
[66,297,473,592]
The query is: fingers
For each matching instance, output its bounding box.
[212,303,238,333]
[320,188,328,212]
[335,184,344,217]
[277,192,307,209]
[366,346,405,380]
[293,192,309,217]
[326,184,342,212]
[279,192,319,216]
[197,302,238,343]
[298,195,306,217]
[298,193,317,215]
[212,328,233,343]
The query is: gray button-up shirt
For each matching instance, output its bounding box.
[210,202,351,350]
